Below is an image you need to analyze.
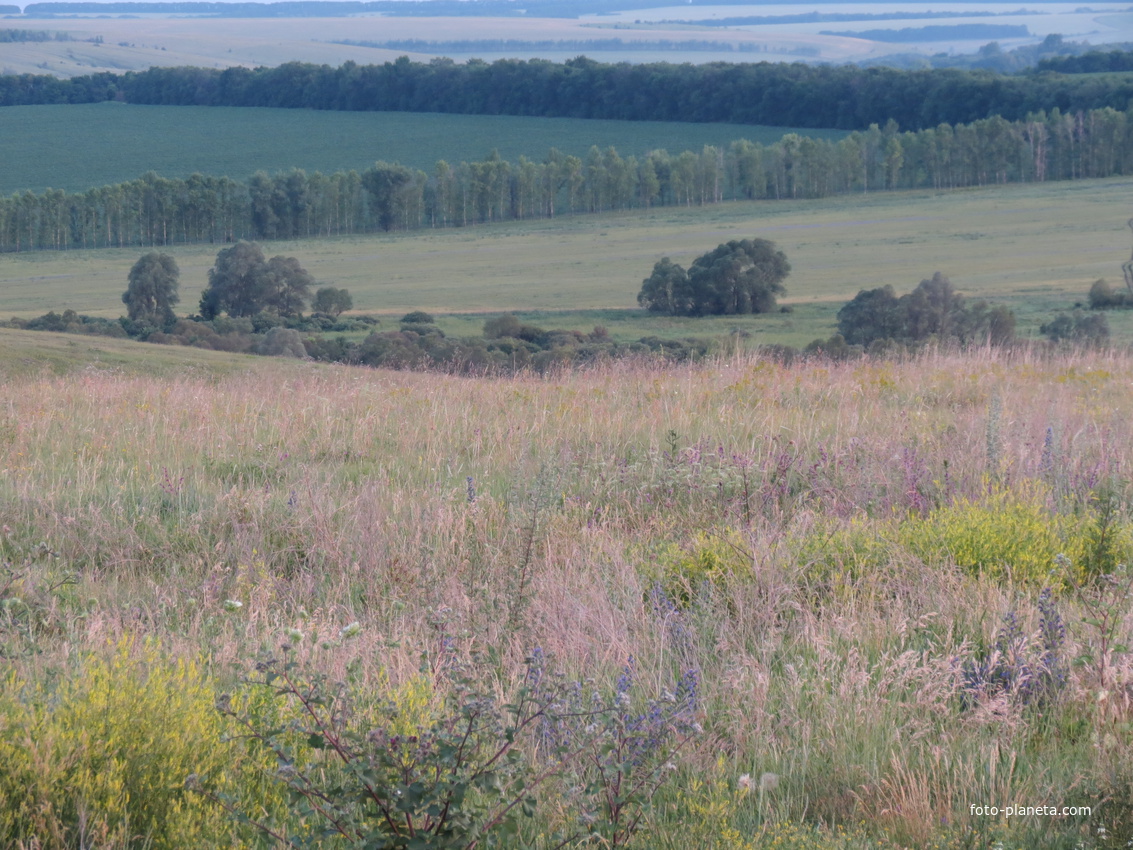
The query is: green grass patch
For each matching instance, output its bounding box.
[0,326,306,379]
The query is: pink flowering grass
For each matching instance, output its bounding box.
[2,345,1133,846]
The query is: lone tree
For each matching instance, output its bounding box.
[123,252,179,327]
[199,242,312,319]
[312,286,354,318]
[638,238,790,316]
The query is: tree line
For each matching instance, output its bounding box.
[5,56,1133,131]
[1037,50,1133,74]
[3,106,1133,253]
[0,29,73,42]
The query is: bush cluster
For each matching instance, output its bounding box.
[836,272,1016,349]
[1088,279,1131,310]
[1040,309,1110,343]
[7,309,126,338]
[792,484,1131,589]
[330,317,712,374]
[4,310,378,352]
[898,488,1095,586]
[0,640,257,848]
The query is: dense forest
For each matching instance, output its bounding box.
[3,57,1133,131]
[1037,50,1133,74]
[2,104,1130,253]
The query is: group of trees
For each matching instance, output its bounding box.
[121,242,347,332]
[836,272,1017,348]
[6,103,1133,254]
[1036,50,1133,74]
[6,56,1133,132]
[311,312,711,373]
[1039,310,1110,343]
[50,239,1108,372]
[638,239,790,316]
[197,241,313,319]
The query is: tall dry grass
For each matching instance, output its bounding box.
[3,346,1133,846]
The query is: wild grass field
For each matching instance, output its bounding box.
[3,331,1133,848]
[3,176,1132,345]
[5,10,1133,845]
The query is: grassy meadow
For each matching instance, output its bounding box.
[0,103,849,196]
[3,331,1133,847]
[3,176,1132,346]
[7,10,1133,845]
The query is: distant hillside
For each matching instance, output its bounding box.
[9,0,794,17]
[827,24,1030,43]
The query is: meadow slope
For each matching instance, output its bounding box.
[2,337,1133,846]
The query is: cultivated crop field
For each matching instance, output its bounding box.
[0,103,847,196]
[0,12,884,76]
[6,2,1133,75]
[3,176,1132,346]
[3,332,1133,848]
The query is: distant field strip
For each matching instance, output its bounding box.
[0,103,844,195]
[824,24,1030,42]
[335,38,773,54]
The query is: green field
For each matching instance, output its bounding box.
[0,103,847,195]
[3,176,1132,346]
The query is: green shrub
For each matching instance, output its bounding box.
[0,639,248,848]
[897,485,1118,586]
[205,648,698,849]
[794,519,895,590]
[646,531,749,607]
